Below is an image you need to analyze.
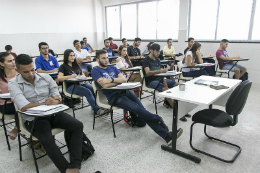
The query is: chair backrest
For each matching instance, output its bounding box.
[91,61,99,68]
[14,103,32,137]
[62,82,81,98]
[177,61,183,72]
[91,80,110,105]
[226,80,252,117]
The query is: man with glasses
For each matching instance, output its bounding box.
[35,42,59,82]
[127,37,143,66]
[122,38,129,47]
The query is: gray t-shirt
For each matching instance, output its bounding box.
[142,56,161,85]
[8,73,60,121]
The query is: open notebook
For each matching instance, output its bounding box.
[26,105,63,115]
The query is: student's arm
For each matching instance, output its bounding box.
[186,55,197,66]
[219,55,240,60]
[57,65,77,81]
[36,68,58,73]
[96,73,126,88]
[76,57,89,62]
[35,58,58,73]
[144,67,167,76]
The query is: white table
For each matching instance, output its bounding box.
[158,75,241,163]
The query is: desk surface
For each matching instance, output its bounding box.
[102,83,141,91]
[159,76,241,105]
[154,71,182,77]
[223,58,249,62]
[66,77,93,82]
[120,67,142,71]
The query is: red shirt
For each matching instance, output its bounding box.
[216,49,229,69]
[109,44,118,50]
[11,52,17,58]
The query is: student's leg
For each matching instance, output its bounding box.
[108,92,168,138]
[51,112,83,170]
[67,84,102,114]
[234,68,241,79]
[24,116,69,173]
[240,67,247,78]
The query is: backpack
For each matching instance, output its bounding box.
[64,131,95,161]
[124,111,146,127]
[233,72,248,82]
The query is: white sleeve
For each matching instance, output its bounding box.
[116,61,124,69]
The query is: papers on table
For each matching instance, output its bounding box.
[48,72,58,75]
[26,105,63,115]
[0,93,11,98]
[194,79,218,86]
[67,76,88,81]
[195,63,214,66]
[116,82,141,89]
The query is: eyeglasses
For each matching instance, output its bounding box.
[69,55,75,57]
[41,47,48,50]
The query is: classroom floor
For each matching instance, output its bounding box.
[1,82,259,173]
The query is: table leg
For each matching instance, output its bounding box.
[161,100,201,163]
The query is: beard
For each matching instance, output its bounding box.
[99,61,107,67]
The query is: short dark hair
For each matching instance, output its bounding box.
[188,37,194,42]
[80,41,85,45]
[104,39,109,43]
[96,50,107,59]
[150,43,160,51]
[5,45,12,51]
[73,40,80,46]
[122,38,127,42]
[38,42,48,49]
[15,54,33,69]
[83,37,87,40]
[167,38,172,43]
[134,37,141,42]
[221,39,229,43]
[108,37,113,40]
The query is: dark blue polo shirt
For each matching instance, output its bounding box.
[35,54,59,77]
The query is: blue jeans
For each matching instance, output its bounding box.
[67,83,101,114]
[82,63,92,72]
[222,63,244,72]
[108,90,168,138]
[147,79,176,92]
[183,69,208,77]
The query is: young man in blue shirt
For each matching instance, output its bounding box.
[91,50,183,145]
[35,42,59,83]
[102,39,114,57]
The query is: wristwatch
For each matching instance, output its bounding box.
[111,78,114,83]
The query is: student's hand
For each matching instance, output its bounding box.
[52,68,58,72]
[71,74,77,78]
[52,95,62,102]
[99,77,112,85]
[236,56,241,59]
[161,68,168,73]
[136,56,142,59]
[45,97,58,105]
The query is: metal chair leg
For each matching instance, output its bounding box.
[2,117,11,150]
[110,109,116,138]
[154,90,157,114]
[190,123,242,163]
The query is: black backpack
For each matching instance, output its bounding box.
[233,72,248,82]
[124,111,146,127]
[64,131,95,161]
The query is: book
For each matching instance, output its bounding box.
[195,63,214,66]
[116,82,141,89]
[0,93,11,98]
[195,79,218,86]
[26,105,63,114]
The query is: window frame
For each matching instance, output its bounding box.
[105,0,179,42]
[188,0,260,42]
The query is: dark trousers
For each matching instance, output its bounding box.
[0,103,16,114]
[108,90,168,138]
[24,112,83,173]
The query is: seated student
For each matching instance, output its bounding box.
[122,38,130,47]
[35,42,60,83]
[163,38,177,71]
[58,49,108,116]
[8,54,83,173]
[80,41,89,51]
[108,37,119,54]
[83,37,94,52]
[103,39,114,57]
[91,50,183,145]
[0,52,18,140]
[216,39,247,79]
[182,42,208,77]
[73,40,92,76]
[127,37,143,67]
[116,45,142,97]
[48,49,55,57]
[143,44,179,108]
[184,37,194,54]
[5,45,17,58]
[142,42,154,57]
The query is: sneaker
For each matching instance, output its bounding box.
[165,128,183,146]
[185,114,191,118]
[179,116,187,122]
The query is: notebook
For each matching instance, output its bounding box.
[116,82,141,89]
[0,93,11,98]
[195,79,218,86]
[26,105,63,114]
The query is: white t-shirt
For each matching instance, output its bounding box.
[74,49,90,59]
[182,51,195,72]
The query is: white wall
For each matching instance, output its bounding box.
[0,0,97,55]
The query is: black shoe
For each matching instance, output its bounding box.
[185,114,191,118]
[179,116,187,122]
[165,128,183,146]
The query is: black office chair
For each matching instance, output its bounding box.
[189,80,252,163]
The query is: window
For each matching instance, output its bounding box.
[157,0,180,39]
[217,0,252,40]
[138,1,157,39]
[252,0,260,40]
[189,0,218,40]
[121,4,137,39]
[106,6,120,39]
[105,0,180,40]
